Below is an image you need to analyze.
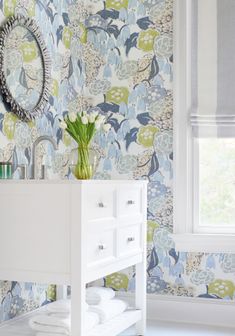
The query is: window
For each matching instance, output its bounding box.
[196,138,235,234]
[173,0,235,253]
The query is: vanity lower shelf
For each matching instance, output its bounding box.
[88,309,142,336]
[0,306,142,336]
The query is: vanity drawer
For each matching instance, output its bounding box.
[84,185,116,221]
[118,187,142,218]
[87,229,116,267]
[117,225,142,257]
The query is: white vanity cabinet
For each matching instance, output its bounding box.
[0,180,147,336]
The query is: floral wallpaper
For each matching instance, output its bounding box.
[0,282,56,322]
[0,0,235,325]
[82,0,235,301]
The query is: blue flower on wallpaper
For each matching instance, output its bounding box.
[0,0,235,324]
[147,277,167,294]
[148,181,167,200]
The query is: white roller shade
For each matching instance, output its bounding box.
[190,0,235,137]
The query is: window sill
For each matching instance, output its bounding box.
[172,233,235,253]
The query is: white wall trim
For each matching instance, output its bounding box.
[117,293,235,329]
[172,233,235,253]
[173,0,194,236]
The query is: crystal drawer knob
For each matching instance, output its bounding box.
[98,244,107,250]
[98,202,107,208]
[127,200,135,205]
[127,237,135,242]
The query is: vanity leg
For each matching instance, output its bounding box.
[135,260,146,335]
[70,185,86,336]
[71,277,86,336]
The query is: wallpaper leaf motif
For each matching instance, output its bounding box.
[0,0,235,325]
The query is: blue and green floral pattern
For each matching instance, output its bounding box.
[0,0,235,324]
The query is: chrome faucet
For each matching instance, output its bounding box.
[31,136,58,179]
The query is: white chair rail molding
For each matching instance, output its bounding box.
[173,0,235,253]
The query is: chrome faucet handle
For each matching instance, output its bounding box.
[98,202,107,208]
[127,237,135,242]
[19,164,28,179]
[13,164,28,179]
[98,244,107,250]
[40,165,48,180]
[31,136,58,179]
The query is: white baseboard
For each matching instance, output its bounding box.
[117,293,235,329]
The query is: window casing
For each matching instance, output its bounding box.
[173,0,235,253]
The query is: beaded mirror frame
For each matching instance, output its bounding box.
[0,15,51,121]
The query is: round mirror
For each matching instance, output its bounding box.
[4,26,44,111]
[0,16,51,121]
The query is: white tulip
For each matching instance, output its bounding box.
[95,120,102,129]
[89,113,96,123]
[68,111,77,122]
[81,115,88,125]
[59,120,67,130]
[103,123,111,132]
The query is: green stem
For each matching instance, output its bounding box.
[74,145,93,179]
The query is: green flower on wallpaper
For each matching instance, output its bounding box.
[52,79,59,98]
[106,87,129,104]
[106,0,128,10]
[79,23,87,44]
[147,220,159,243]
[3,0,16,17]
[25,0,35,17]
[137,125,159,148]
[137,29,160,52]
[62,27,73,49]
[106,273,129,291]
[3,113,18,141]
[47,285,56,302]
[4,0,35,17]
[20,41,38,62]
[208,279,235,299]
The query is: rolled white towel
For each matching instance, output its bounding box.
[85,312,100,330]
[46,300,70,315]
[29,314,70,335]
[86,286,115,305]
[29,311,99,334]
[46,300,88,314]
[89,299,128,323]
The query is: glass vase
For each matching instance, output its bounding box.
[70,145,98,180]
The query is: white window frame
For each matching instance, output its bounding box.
[173,0,235,253]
